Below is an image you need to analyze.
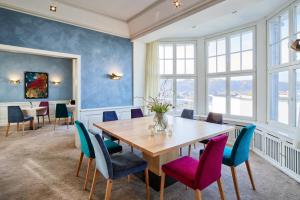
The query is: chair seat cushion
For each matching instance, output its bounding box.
[222,146,234,166]
[111,152,147,180]
[162,156,199,189]
[23,115,33,122]
[104,140,122,154]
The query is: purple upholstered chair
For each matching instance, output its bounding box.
[160,134,228,200]
[131,108,144,118]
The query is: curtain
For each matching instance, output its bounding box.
[145,41,159,100]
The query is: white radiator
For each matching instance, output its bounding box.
[284,143,300,177]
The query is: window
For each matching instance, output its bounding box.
[208,77,226,114]
[270,71,289,124]
[208,38,226,73]
[206,28,255,119]
[230,31,254,71]
[268,3,300,128]
[230,76,253,117]
[159,42,196,112]
[268,11,289,66]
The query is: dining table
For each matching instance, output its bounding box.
[21,106,47,129]
[93,115,235,191]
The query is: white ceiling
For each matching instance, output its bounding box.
[137,0,290,42]
[55,0,159,21]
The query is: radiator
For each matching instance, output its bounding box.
[284,144,300,176]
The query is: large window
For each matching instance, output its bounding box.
[206,28,255,119]
[268,3,300,127]
[159,42,196,112]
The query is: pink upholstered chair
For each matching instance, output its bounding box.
[160,134,228,200]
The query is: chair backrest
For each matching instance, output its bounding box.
[55,104,68,118]
[181,109,194,119]
[7,106,24,123]
[195,134,228,190]
[89,132,113,179]
[230,125,256,166]
[39,101,49,115]
[74,121,95,158]
[206,112,223,124]
[131,108,144,118]
[103,111,118,122]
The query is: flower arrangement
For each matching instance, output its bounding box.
[145,80,174,131]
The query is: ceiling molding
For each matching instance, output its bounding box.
[129,0,224,40]
[127,0,163,22]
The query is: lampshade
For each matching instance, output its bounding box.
[291,39,300,51]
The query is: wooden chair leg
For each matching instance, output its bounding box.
[42,116,45,127]
[76,152,84,177]
[105,179,113,200]
[5,123,10,137]
[22,122,25,135]
[230,166,241,200]
[83,158,93,190]
[131,146,133,152]
[145,168,150,200]
[17,123,19,132]
[89,168,99,200]
[67,117,69,129]
[188,144,192,156]
[180,148,182,156]
[31,120,35,130]
[245,160,256,190]
[195,189,202,200]
[54,118,56,130]
[160,172,165,200]
[127,175,131,183]
[217,178,226,200]
[48,114,51,124]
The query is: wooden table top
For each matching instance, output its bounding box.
[94,116,235,157]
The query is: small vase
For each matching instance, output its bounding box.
[153,112,168,132]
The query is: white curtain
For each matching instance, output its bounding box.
[145,41,159,100]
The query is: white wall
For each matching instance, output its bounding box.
[133,41,146,107]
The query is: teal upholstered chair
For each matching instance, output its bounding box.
[54,104,72,130]
[74,121,122,191]
[222,125,256,200]
[88,132,150,200]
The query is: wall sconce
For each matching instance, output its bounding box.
[51,81,61,85]
[291,39,300,51]
[9,79,21,85]
[109,73,123,80]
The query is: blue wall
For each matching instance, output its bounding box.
[0,7,133,109]
[0,51,73,102]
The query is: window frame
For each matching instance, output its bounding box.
[267,1,300,129]
[159,41,198,113]
[205,27,257,120]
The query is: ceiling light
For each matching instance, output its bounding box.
[173,0,182,8]
[291,39,300,51]
[50,5,57,12]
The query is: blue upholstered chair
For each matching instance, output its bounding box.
[74,121,122,191]
[54,104,72,130]
[131,108,144,118]
[88,133,150,200]
[180,109,194,156]
[222,125,256,200]
[6,106,34,136]
[102,111,119,142]
[181,109,194,119]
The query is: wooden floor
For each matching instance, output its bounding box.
[0,123,299,200]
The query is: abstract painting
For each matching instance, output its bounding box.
[24,72,48,99]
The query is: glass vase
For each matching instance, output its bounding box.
[153,112,168,132]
